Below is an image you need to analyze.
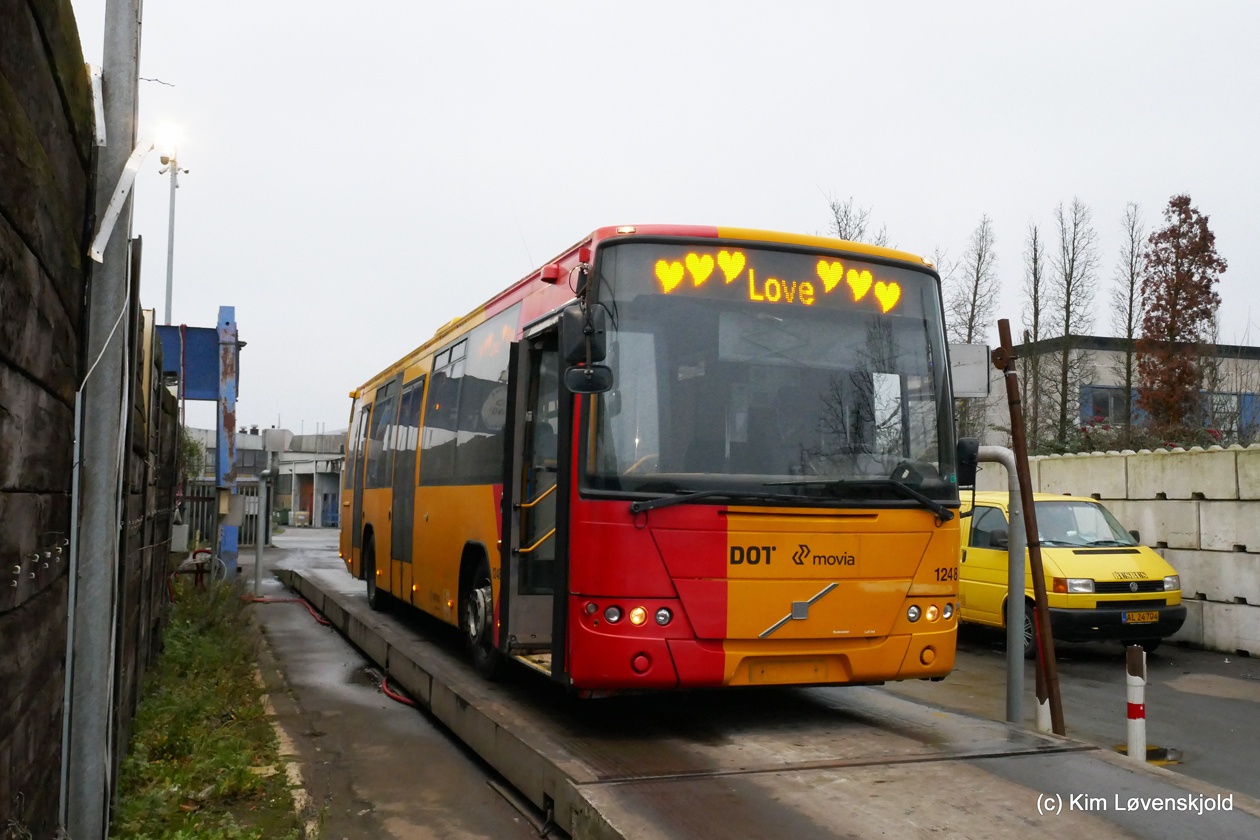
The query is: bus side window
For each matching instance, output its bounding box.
[420,348,464,484]
[366,381,398,489]
[454,305,520,484]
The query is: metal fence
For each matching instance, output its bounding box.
[181,479,262,548]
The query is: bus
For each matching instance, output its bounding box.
[340,225,971,691]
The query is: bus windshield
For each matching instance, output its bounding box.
[584,240,956,503]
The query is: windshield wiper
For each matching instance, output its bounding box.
[1085,539,1131,547]
[764,477,954,522]
[628,489,811,515]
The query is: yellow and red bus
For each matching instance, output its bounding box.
[340,225,969,690]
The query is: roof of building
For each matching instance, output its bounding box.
[1015,334,1260,361]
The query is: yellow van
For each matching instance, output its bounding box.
[960,492,1186,656]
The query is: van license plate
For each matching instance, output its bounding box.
[1123,611,1159,624]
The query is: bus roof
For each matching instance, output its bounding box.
[349,225,937,397]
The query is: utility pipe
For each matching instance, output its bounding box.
[977,446,1027,724]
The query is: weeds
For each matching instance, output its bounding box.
[110,580,302,839]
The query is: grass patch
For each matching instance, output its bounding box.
[110,580,303,839]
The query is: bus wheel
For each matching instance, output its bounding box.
[365,535,385,612]
[463,558,502,680]
[1023,602,1037,660]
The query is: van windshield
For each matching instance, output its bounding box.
[1035,501,1137,547]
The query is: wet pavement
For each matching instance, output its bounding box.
[887,621,1260,800]
[244,528,543,839]
[247,528,1260,837]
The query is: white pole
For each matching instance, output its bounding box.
[163,150,178,324]
[1126,645,1147,761]
[977,447,1026,724]
[1036,695,1052,733]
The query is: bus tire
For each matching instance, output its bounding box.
[1023,601,1037,660]
[364,534,385,612]
[463,556,502,680]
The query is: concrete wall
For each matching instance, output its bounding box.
[976,445,1260,655]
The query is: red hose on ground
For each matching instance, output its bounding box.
[243,594,332,626]
[381,674,416,707]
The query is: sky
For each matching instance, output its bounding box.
[68,1,1260,434]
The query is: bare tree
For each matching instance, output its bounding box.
[1019,223,1052,449]
[1050,198,1100,447]
[1109,202,1145,446]
[945,216,1000,438]
[826,195,889,247]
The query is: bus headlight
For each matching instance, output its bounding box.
[629,606,647,626]
[1164,575,1180,591]
[926,605,940,622]
[604,605,623,623]
[907,605,921,622]
[942,602,955,620]
[655,607,673,626]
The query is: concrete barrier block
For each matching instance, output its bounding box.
[1198,502,1260,553]
[1168,598,1203,646]
[976,462,1008,492]
[1127,449,1237,500]
[1202,601,1260,655]
[1107,499,1200,550]
[1237,449,1260,500]
[1160,549,1260,605]
[1038,453,1125,499]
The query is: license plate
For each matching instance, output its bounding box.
[1123,611,1159,624]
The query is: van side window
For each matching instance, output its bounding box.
[970,506,1008,548]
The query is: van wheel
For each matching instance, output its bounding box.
[364,535,385,612]
[1023,601,1037,660]
[1125,638,1161,654]
[462,557,502,680]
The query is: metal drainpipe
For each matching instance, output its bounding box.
[977,446,1027,724]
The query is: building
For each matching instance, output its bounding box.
[184,426,345,533]
[970,335,1260,446]
[275,433,346,527]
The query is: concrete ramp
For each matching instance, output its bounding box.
[279,565,1260,839]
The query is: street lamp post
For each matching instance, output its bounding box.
[159,149,188,325]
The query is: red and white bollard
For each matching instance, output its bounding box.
[1126,645,1147,762]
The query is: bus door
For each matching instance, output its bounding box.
[351,402,371,558]
[501,330,562,659]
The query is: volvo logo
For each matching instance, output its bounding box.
[759,582,839,638]
[1130,581,1139,592]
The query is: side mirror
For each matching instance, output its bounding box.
[561,304,607,365]
[956,438,980,487]
[564,364,614,394]
[1129,529,1141,544]
[989,528,1009,549]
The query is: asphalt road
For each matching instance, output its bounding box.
[887,622,1260,800]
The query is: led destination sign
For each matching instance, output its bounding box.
[649,248,904,313]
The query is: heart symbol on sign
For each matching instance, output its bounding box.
[718,250,745,283]
[656,260,685,293]
[847,269,873,301]
[816,260,844,293]
[686,253,715,286]
[874,281,901,312]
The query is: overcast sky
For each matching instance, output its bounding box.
[69,1,1260,434]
